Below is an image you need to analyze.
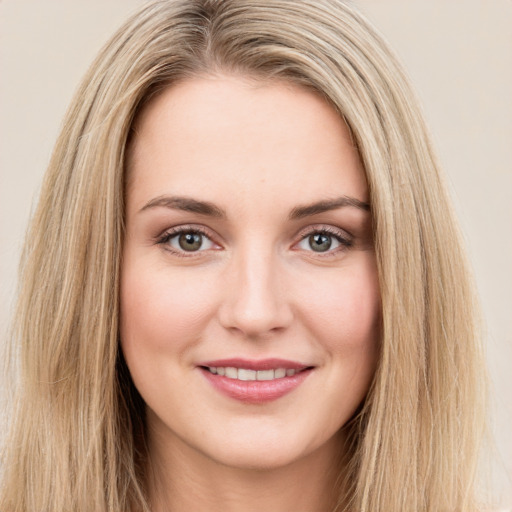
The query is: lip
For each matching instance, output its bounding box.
[197,358,314,404]
[199,358,310,371]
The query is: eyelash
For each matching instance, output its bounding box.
[155,224,353,258]
[296,225,353,257]
[155,225,216,258]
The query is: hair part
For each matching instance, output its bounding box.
[1,1,487,511]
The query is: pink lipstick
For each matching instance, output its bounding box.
[198,358,314,404]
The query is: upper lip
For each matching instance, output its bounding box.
[198,358,313,371]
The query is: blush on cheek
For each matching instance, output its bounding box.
[120,267,220,353]
[299,270,380,353]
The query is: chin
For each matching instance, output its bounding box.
[207,445,307,472]
[198,425,341,472]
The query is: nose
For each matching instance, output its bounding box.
[218,243,293,339]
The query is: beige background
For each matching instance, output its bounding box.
[1,0,510,506]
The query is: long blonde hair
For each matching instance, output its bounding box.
[1,0,487,510]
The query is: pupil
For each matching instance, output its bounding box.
[179,232,202,251]
[310,233,331,252]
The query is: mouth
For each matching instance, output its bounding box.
[197,358,315,404]
[201,366,308,381]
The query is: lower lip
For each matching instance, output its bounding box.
[199,368,313,404]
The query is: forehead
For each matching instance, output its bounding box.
[126,75,368,212]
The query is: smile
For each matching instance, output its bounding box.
[198,358,314,404]
[205,367,299,380]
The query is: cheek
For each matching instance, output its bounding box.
[288,257,380,435]
[296,257,381,356]
[119,262,219,355]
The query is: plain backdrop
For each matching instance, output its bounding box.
[1,0,510,507]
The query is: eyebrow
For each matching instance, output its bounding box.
[288,196,370,220]
[139,195,227,218]
[138,194,370,219]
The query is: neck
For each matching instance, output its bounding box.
[147,426,346,512]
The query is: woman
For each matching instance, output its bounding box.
[0,0,488,510]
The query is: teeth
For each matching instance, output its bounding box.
[238,369,256,381]
[206,367,298,381]
[225,367,238,379]
[257,370,274,381]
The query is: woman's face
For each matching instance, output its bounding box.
[121,75,380,470]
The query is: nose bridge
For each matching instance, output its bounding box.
[220,238,292,337]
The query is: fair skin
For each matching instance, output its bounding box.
[121,75,380,512]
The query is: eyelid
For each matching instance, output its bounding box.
[155,223,354,258]
[293,224,353,255]
[295,223,352,240]
[155,224,222,256]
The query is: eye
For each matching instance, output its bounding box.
[296,228,352,254]
[158,228,217,254]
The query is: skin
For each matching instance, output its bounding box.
[121,75,380,512]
